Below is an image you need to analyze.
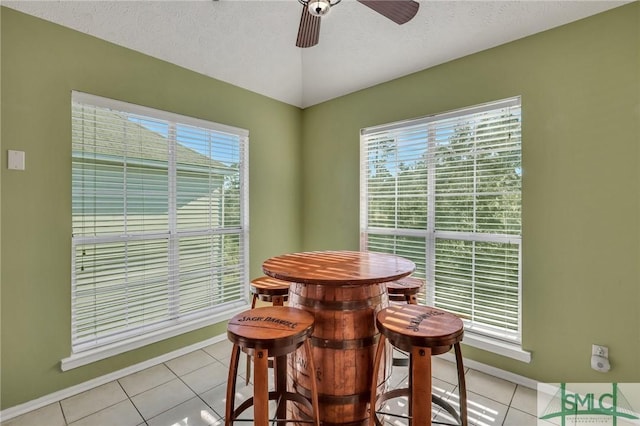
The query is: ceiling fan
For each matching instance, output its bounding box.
[296,0,420,48]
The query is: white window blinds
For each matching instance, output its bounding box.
[360,97,522,343]
[71,92,249,356]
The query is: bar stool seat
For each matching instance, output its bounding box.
[386,276,425,367]
[247,276,292,384]
[386,276,424,305]
[250,276,291,308]
[370,304,468,426]
[225,306,320,426]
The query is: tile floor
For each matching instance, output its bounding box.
[2,339,540,426]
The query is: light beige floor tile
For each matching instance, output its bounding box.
[119,364,177,397]
[61,381,128,424]
[377,396,442,422]
[433,407,462,425]
[465,390,509,426]
[1,403,66,426]
[68,400,143,426]
[434,383,462,421]
[165,350,216,377]
[377,395,445,423]
[202,340,234,365]
[200,381,253,419]
[228,354,273,389]
[386,362,408,389]
[465,368,517,406]
[432,356,466,386]
[386,375,458,401]
[511,384,538,415]
[434,378,460,404]
[131,378,196,420]
[436,388,509,426]
[616,419,640,426]
[202,379,278,423]
[181,360,229,395]
[147,397,219,426]
[504,407,538,426]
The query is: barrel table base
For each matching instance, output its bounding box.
[288,282,391,425]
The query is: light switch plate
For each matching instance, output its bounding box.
[8,150,25,170]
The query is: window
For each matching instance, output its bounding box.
[66,92,248,369]
[360,97,524,357]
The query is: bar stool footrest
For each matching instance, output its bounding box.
[373,387,463,426]
[229,390,317,424]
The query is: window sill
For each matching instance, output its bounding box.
[61,301,249,371]
[461,331,531,363]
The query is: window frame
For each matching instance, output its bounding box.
[360,97,530,362]
[63,91,250,370]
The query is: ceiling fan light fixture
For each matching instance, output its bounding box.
[308,0,331,17]
[298,0,341,18]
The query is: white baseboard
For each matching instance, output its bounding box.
[0,334,227,422]
[1,333,537,422]
[439,351,538,389]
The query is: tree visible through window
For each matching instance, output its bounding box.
[361,97,522,343]
[70,92,248,359]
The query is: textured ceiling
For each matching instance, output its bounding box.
[3,0,630,107]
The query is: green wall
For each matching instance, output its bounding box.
[1,1,639,412]
[0,7,302,409]
[301,2,640,382]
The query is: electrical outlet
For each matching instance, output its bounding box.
[7,150,25,170]
[592,344,609,358]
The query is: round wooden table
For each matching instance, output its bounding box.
[263,250,415,425]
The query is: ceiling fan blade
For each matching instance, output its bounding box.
[357,0,419,25]
[296,5,321,48]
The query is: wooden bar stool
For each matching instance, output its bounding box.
[370,304,468,426]
[225,306,320,426]
[246,276,292,384]
[386,276,425,367]
[386,276,424,305]
[250,276,291,309]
